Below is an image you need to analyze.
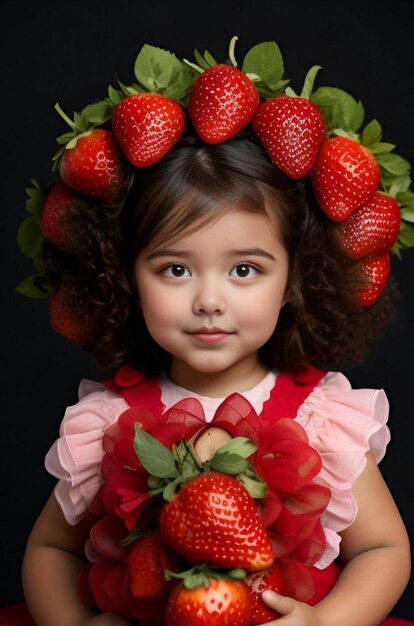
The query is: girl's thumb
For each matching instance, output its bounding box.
[261,590,296,615]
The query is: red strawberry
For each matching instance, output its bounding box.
[49,284,98,346]
[311,136,380,222]
[160,472,274,573]
[252,95,326,179]
[128,530,172,601]
[40,180,76,250]
[165,577,252,626]
[358,254,390,307]
[338,192,401,259]
[60,128,126,204]
[188,64,259,144]
[245,564,284,624]
[112,93,185,167]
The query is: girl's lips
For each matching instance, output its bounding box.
[188,331,233,344]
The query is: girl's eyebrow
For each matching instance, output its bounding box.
[146,247,276,261]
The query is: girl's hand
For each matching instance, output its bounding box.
[261,591,322,626]
[84,613,131,626]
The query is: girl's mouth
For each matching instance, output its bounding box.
[187,328,234,344]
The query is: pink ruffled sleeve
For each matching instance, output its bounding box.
[295,371,390,569]
[44,379,129,525]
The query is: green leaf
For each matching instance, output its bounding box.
[17,216,43,259]
[311,86,365,133]
[368,142,396,155]
[300,65,322,100]
[134,44,196,101]
[376,153,411,176]
[400,208,414,223]
[242,41,285,91]
[203,50,217,67]
[163,475,183,502]
[398,221,414,248]
[396,190,414,208]
[209,452,247,475]
[238,473,267,499]
[81,100,115,125]
[15,274,52,299]
[108,84,124,105]
[25,182,46,216]
[194,49,210,70]
[133,428,179,479]
[214,437,256,458]
[362,119,382,146]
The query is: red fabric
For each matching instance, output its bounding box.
[6,365,410,624]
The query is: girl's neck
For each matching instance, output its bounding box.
[167,358,269,397]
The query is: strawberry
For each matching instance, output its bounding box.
[40,180,76,250]
[311,136,380,222]
[60,128,126,204]
[358,254,390,307]
[165,577,252,626]
[128,530,171,602]
[188,64,259,144]
[49,283,98,346]
[338,192,401,259]
[252,95,326,179]
[160,472,274,573]
[112,93,185,167]
[245,564,284,624]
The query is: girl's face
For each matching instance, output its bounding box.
[134,206,289,394]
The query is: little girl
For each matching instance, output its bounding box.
[14,39,413,626]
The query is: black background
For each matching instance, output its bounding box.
[1,0,413,618]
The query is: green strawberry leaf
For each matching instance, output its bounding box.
[162,475,183,502]
[134,44,196,102]
[133,427,179,479]
[362,119,382,146]
[193,49,210,70]
[300,65,322,100]
[209,452,248,475]
[81,100,116,125]
[311,86,365,133]
[397,221,414,248]
[17,216,43,259]
[15,274,52,299]
[108,84,124,105]
[397,190,414,209]
[368,142,397,155]
[237,472,267,499]
[203,50,218,67]
[376,153,411,176]
[214,437,256,458]
[25,180,46,217]
[242,41,285,91]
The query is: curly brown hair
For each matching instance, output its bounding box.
[42,128,397,375]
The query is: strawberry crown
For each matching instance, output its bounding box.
[16,36,414,319]
[133,427,267,502]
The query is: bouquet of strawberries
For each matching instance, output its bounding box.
[79,393,331,625]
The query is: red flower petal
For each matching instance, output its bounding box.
[277,557,315,602]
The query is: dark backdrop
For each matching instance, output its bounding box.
[1,0,413,617]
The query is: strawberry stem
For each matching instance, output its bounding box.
[228,35,238,67]
[54,103,79,132]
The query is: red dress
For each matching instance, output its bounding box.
[1,366,412,625]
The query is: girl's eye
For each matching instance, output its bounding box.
[230,263,259,278]
[162,264,191,278]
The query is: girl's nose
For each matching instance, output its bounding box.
[192,278,225,315]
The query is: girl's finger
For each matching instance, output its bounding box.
[261,590,296,615]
